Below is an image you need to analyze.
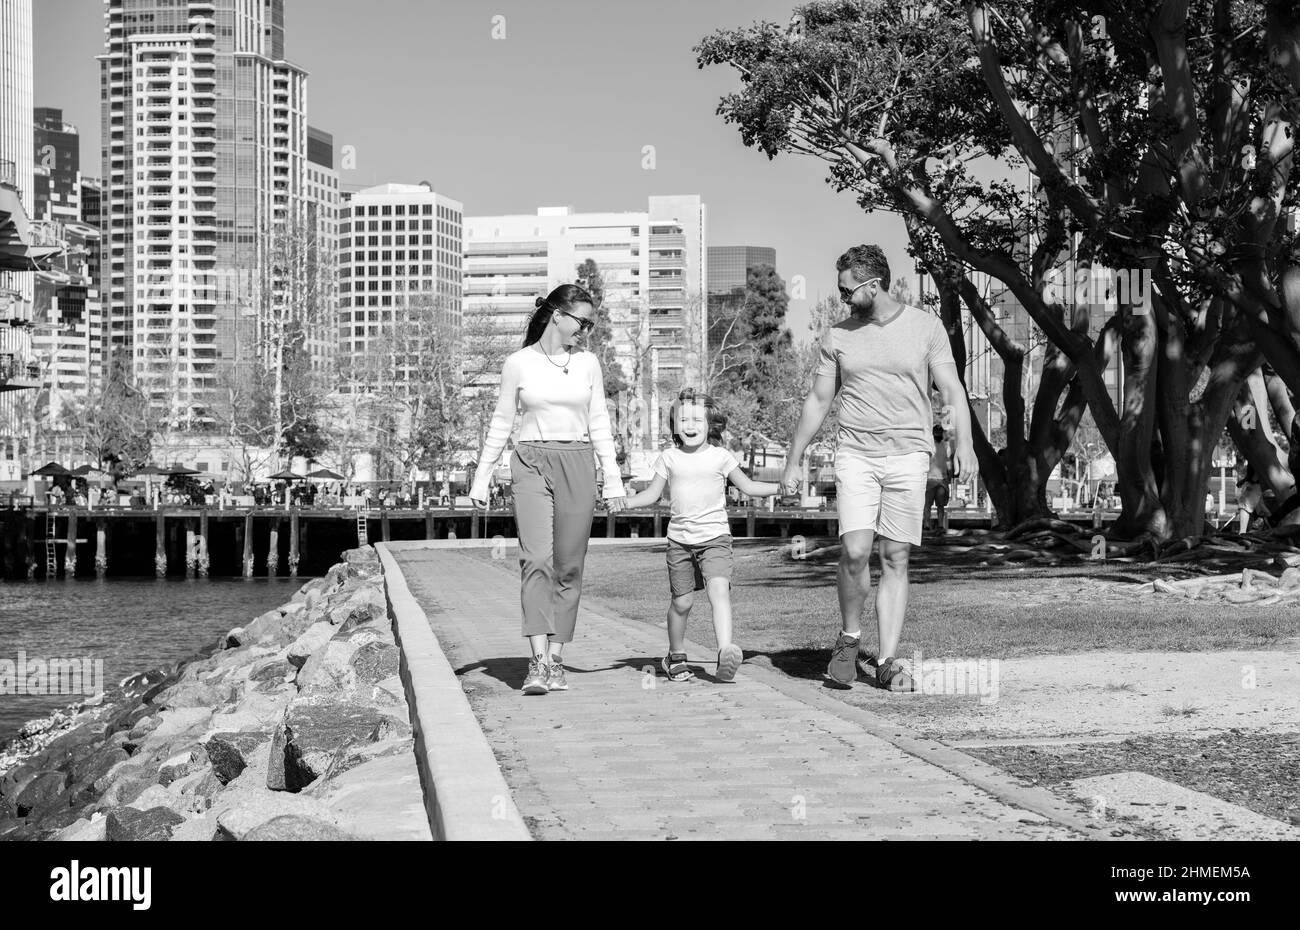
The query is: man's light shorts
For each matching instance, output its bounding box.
[834,448,930,545]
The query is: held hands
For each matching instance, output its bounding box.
[780,464,803,497]
[604,496,627,513]
[470,496,489,511]
[953,444,977,484]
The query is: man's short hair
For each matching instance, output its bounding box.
[836,244,891,290]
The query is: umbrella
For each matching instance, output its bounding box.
[165,463,200,476]
[135,464,168,476]
[70,464,107,477]
[269,469,307,481]
[306,468,345,480]
[30,462,71,477]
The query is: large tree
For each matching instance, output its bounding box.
[698,0,1300,541]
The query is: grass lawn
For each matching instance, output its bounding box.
[465,538,1300,661]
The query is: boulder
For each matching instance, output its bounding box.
[203,732,270,785]
[296,638,361,695]
[243,814,357,841]
[96,768,156,809]
[54,813,107,842]
[267,703,393,792]
[286,622,335,671]
[104,805,185,841]
[169,815,218,841]
[212,791,345,840]
[15,770,69,818]
[152,681,229,711]
[351,642,401,684]
[328,585,387,631]
[68,747,130,805]
[127,784,183,814]
[248,657,294,684]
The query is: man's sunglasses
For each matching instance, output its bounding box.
[839,277,881,302]
[558,309,596,333]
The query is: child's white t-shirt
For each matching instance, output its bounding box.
[653,444,741,545]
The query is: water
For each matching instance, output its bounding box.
[0,576,307,744]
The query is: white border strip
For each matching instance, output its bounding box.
[376,543,531,841]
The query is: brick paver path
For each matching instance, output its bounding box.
[395,548,1090,840]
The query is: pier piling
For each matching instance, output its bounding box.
[268,524,280,577]
[65,512,78,577]
[242,513,254,578]
[289,509,300,578]
[155,513,167,578]
[94,520,108,578]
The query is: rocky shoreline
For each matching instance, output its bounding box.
[0,546,426,841]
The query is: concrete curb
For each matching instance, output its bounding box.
[381,537,686,552]
[376,543,531,841]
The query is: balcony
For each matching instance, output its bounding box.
[0,353,41,393]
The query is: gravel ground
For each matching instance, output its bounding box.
[967,730,1300,828]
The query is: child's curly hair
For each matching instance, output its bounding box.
[668,387,728,449]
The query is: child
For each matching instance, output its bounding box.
[624,388,782,682]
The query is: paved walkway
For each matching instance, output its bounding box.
[394,547,1095,840]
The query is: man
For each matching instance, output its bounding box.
[781,245,975,691]
[925,425,953,533]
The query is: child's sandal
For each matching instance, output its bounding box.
[661,652,693,682]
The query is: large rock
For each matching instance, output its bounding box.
[15,770,69,818]
[212,791,347,840]
[296,638,362,695]
[243,814,357,841]
[152,681,230,711]
[248,657,294,684]
[169,815,218,841]
[286,622,335,671]
[104,806,185,841]
[328,584,388,631]
[54,812,107,842]
[95,767,156,809]
[351,642,401,684]
[127,784,184,814]
[203,732,270,785]
[68,748,130,805]
[267,703,393,792]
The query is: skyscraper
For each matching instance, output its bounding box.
[464,194,708,452]
[1,0,38,479]
[31,109,104,420]
[337,182,463,392]
[98,0,311,424]
[707,245,776,357]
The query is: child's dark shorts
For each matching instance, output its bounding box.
[665,535,734,598]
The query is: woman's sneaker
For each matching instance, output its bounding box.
[874,656,917,692]
[826,632,861,687]
[521,659,549,695]
[716,644,743,682]
[661,652,694,682]
[546,661,569,691]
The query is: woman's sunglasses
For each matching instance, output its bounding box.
[557,309,596,333]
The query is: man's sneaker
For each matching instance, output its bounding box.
[662,652,693,682]
[716,644,743,682]
[826,632,861,687]
[521,659,549,695]
[875,656,917,692]
[546,661,569,691]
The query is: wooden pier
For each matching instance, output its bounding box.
[0,503,1029,581]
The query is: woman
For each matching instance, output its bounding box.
[469,284,626,695]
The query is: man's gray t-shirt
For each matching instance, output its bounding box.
[815,305,958,456]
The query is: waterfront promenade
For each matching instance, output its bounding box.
[385,540,1099,840]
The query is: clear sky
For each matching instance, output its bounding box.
[33,0,910,339]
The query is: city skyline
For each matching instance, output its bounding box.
[32,0,911,341]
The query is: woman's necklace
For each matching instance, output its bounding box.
[537,343,573,375]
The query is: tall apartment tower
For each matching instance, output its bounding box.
[99,0,309,424]
[707,245,776,356]
[337,182,463,392]
[32,109,104,418]
[1,0,37,479]
[304,125,338,372]
[464,194,707,452]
